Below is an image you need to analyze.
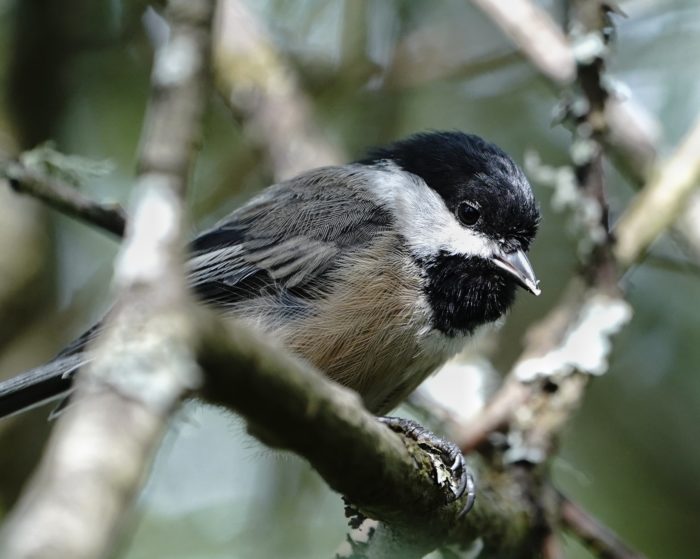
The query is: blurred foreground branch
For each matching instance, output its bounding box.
[0,1,214,557]
[471,0,575,85]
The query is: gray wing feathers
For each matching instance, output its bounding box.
[246,239,338,287]
[234,167,388,245]
[190,166,391,292]
[0,354,86,419]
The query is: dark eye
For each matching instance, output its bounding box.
[457,201,480,226]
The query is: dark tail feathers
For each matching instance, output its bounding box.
[0,355,85,419]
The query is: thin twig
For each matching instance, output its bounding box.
[458,0,621,458]
[542,531,565,559]
[642,252,700,278]
[460,116,700,458]
[2,160,126,237]
[675,192,700,262]
[458,378,529,453]
[558,493,647,559]
[457,7,638,556]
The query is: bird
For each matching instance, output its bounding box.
[0,130,540,506]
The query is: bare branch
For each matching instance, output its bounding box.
[0,2,214,558]
[615,115,700,267]
[470,0,575,85]
[542,531,565,559]
[213,0,342,179]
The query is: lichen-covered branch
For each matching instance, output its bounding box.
[463,0,700,473]
[460,0,623,454]
[0,2,213,558]
[456,3,649,556]
[470,0,658,184]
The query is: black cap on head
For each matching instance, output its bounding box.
[361,130,539,252]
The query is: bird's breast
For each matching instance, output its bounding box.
[272,247,465,414]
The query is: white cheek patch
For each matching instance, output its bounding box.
[367,165,498,260]
[430,205,496,259]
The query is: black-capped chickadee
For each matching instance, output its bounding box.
[0,131,539,494]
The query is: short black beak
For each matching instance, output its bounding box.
[491,249,541,296]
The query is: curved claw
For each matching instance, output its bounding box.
[379,416,476,510]
[458,473,476,517]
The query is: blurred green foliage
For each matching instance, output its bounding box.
[0,1,699,558]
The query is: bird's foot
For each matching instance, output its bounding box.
[379,416,475,514]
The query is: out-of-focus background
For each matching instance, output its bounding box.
[0,1,698,558]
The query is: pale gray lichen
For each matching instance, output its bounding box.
[570,137,597,166]
[422,357,494,424]
[572,31,608,64]
[91,334,202,412]
[503,431,546,465]
[524,150,607,258]
[115,174,182,286]
[601,73,630,102]
[514,292,633,382]
[19,143,114,187]
[154,34,201,86]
